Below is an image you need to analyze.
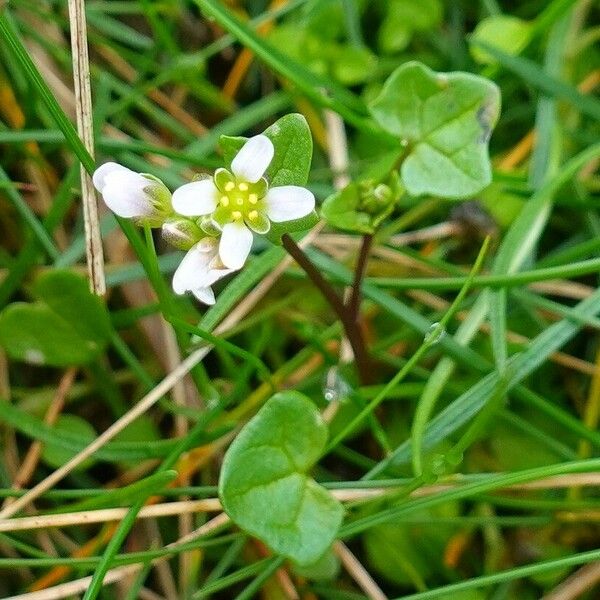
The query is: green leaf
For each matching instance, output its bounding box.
[292,549,340,581]
[387,0,443,32]
[470,15,532,65]
[369,61,501,199]
[220,135,246,166]
[331,45,377,86]
[219,391,344,565]
[41,415,96,471]
[264,211,319,245]
[365,505,459,589]
[0,270,111,367]
[33,270,112,345]
[262,113,313,187]
[0,400,226,463]
[222,114,313,187]
[379,0,442,54]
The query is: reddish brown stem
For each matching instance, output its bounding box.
[282,234,372,384]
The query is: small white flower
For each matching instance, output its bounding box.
[172,238,234,305]
[93,162,171,225]
[171,135,315,270]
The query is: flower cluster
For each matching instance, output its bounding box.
[93,135,315,305]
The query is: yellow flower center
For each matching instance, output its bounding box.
[214,172,268,224]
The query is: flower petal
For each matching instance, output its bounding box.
[172,180,219,217]
[93,162,132,193]
[231,135,274,183]
[265,186,315,222]
[201,265,234,288]
[219,222,253,269]
[192,286,216,305]
[101,170,156,218]
[172,240,215,295]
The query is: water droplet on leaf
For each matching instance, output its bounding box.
[424,322,445,345]
[322,367,351,403]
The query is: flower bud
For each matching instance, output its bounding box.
[161,217,203,251]
[93,163,172,227]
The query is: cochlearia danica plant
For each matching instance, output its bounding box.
[3,0,600,596]
[90,60,500,566]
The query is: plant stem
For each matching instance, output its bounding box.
[281,233,372,384]
[347,233,372,321]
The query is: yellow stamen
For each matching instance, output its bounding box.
[238,182,249,192]
[249,210,259,220]
[224,181,235,192]
[220,196,229,207]
[248,193,258,204]
[232,211,242,220]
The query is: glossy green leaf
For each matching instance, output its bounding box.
[0,271,111,366]
[264,113,313,187]
[219,391,344,565]
[369,61,501,198]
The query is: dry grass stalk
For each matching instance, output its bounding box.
[67,0,105,294]
[0,346,212,520]
[334,541,388,600]
[3,513,230,600]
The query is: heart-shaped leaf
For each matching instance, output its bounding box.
[0,270,111,366]
[369,61,501,199]
[219,391,344,565]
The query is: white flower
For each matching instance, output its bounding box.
[93,162,171,225]
[171,135,315,270]
[172,238,234,305]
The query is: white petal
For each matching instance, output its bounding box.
[192,286,216,305]
[93,162,133,193]
[231,135,274,183]
[219,222,253,269]
[202,266,234,288]
[101,170,156,218]
[265,186,315,222]
[172,180,219,217]
[172,241,215,295]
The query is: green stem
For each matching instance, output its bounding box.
[326,237,491,456]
